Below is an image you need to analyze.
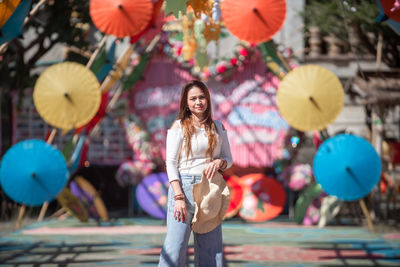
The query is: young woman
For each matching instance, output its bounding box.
[158,80,233,267]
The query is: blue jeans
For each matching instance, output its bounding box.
[158,174,223,267]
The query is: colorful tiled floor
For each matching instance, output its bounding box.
[1,217,399,266]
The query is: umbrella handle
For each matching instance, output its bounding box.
[308,96,321,111]
[252,8,269,29]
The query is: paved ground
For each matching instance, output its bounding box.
[0,216,399,267]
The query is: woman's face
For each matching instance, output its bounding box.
[187,86,208,117]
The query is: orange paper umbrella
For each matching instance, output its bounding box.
[90,0,153,38]
[239,173,286,222]
[130,0,164,44]
[224,175,244,219]
[0,0,21,28]
[221,0,286,43]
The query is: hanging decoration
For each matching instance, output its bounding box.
[199,0,221,43]
[187,0,208,19]
[117,114,162,187]
[181,12,197,61]
[164,39,256,81]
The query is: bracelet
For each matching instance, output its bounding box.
[219,159,227,170]
[174,194,185,201]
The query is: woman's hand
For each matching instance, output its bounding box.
[204,159,225,179]
[174,199,187,222]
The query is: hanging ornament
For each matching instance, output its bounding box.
[181,13,197,61]
[187,0,209,19]
[211,0,221,22]
[202,20,221,43]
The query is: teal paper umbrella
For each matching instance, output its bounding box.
[0,139,69,206]
[313,134,381,201]
[0,0,32,46]
[377,0,400,35]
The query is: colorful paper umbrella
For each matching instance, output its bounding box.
[56,188,89,222]
[0,0,21,28]
[130,0,164,44]
[0,0,31,46]
[0,139,69,206]
[294,183,323,224]
[239,173,286,222]
[277,65,344,132]
[90,0,153,38]
[377,0,400,35]
[221,0,286,43]
[70,176,108,221]
[224,175,244,219]
[313,134,382,201]
[379,0,400,22]
[33,62,101,130]
[136,172,169,219]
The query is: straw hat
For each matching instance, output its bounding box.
[192,172,230,234]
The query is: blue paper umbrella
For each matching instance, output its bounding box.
[313,134,381,201]
[0,0,32,46]
[0,139,69,206]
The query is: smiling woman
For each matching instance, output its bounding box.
[158,80,233,267]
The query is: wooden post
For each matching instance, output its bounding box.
[359,198,375,232]
[86,35,108,69]
[15,205,26,230]
[36,128,58,222]
[37,201,49,222]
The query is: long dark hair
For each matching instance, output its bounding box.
[176,80,217,161]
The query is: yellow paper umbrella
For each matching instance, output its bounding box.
[0,0,21,28]
[277,65,344,132]
[33,62,101,130]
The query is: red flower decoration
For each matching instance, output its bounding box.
[238,47,249,57]
[230,57,238,66]
[176,46,182,56]
[216,63,227,73]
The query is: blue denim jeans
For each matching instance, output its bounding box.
[158,174,223,267]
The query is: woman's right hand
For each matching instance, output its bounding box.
[174,199,187,222]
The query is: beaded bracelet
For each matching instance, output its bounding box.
[174,194,185,201]
[219,159,227,171]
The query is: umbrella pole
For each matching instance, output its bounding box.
[36,128,58,222]
[37,201,49,222]
[359,198,374,232]
[86,35,108,69]
[15,205,26,230]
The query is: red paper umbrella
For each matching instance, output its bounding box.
[380,0,400,23]
[130,0,164,44]
[221,0,286,43]
[239,173,286,222]
[90,0,153,38]
[224,175,244,219]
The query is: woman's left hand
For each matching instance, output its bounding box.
[204,159,223,179]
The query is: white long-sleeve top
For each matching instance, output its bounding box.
[165,120,233,182]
